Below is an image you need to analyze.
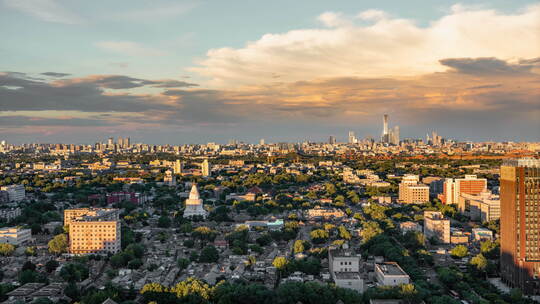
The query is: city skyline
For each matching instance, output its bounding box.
[1,0,539,144]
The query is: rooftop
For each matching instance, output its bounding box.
[376,262,408,277]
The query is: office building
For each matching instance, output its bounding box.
[202,159,211,177]
[424,211,450,244]
[398,175,429,204]
[0,185,25,202]
[440,175,487,205]
[66,208,121,254]
[0,208,21,221]
[329,135,336,145]
[458,191,500,222]
[163,169,176,186]
[348,131,357,144]
[500,158,540,295]
[328,247,365,293]
[259,138,265,145]
[375,262,410,286]
[173,160,183,175]
[0,227,31,245]
[183,184,207,219]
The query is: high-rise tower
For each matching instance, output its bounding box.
[383,114,389,136]
[500,158,540,295]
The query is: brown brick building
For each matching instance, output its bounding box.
[500,158,540,295]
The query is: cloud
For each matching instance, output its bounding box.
[54,75,198,89]
[191,4,540,87]
[0,115,115,127]
[96,41,166,57]
[115,2,197,20]
[2,0,83,24]
[41,72,71,77]
[439,57,539,75]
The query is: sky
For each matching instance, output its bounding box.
[0,0,539,145]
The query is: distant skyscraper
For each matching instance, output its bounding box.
[124,137,130,148]
[329,135,336,144]
[348,131,357,144]
[259,138,265,145]
[383,114,389,137]
[107,137,114,147]
[118,137,123,148]
[500,158,540,295]
[391,126,400,145]
[201,159,211,177]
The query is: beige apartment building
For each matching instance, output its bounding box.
[458,191,500,222]
[65,208,121,255]
[423,211,450,244]
[399,175,429,204]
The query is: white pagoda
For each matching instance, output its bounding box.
[183,184,207,219]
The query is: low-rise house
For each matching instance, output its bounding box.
[374,262,410,286]
[0,227,31,245]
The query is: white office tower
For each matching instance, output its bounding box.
[174,160,183,175]
[202,159,211,177]
[348,131,357,144]
[183,184,207,219]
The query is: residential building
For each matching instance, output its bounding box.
[472,228,493,241]
[66,208,121,254]
[399,175,429,204]
[202,159,211,177]
[458,191,500,222]
[439,175,487,205]
[424,211,450,244]
[306,207,346,220]
[64,208,120,227]
[0,208,21,221]
[399,221,422,235]
[0,227,32,245]
[0,185,25,202]
[374,262,410,286]
[328,247,365,293]
[173,160,183,175]
[163,169,176,186]
[500,158,540,295]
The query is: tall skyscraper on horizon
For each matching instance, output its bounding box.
[329,135,336,144]
[348,131,357,144]
[381,114,399,145]
[383,114,389,137]
[500,158,540,295]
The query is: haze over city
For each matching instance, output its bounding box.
[1,0,539,144]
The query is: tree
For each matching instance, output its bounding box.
[177,258,190,270]
[59,263,89,282]
[338,226,351,240]
[310,229,329,244]
[48,234,68,254]
[25,246,37,256]
[360,221,383,243]
[157,215,172,228]
[470,253,488,272]
[45,260,59,273]
[0,244,15,256]
[450,245,468,258]
[199,245,219,263]
[128,258,143,269]
[64,282,80,301]
[293,240,305,254]
[273,256,288,270]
